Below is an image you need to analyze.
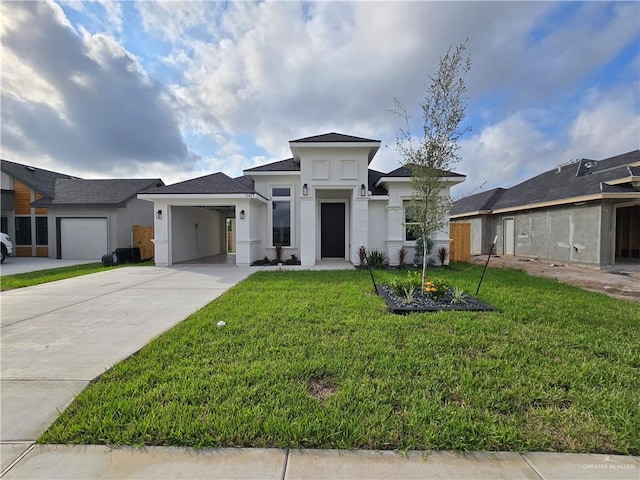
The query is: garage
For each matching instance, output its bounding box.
[58,218,108,259]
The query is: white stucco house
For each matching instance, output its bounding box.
[139,133,465,267]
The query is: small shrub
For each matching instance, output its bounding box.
[397,246,408,267]
[390,271,422,297]
[367,249,387,268]
[274,244,283,262]
[437,247,448,266]
[450,286,466,304]
[413,237,434,266]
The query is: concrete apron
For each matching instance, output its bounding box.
[0,265,253,472]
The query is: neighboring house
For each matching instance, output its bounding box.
[139,132,465,267]
[1,159,163,260]
[450,150,640,268]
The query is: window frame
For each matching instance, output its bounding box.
[403,201,420,242]
[35,217,48,246]
[270,185,293,247]
[14,216,32,246]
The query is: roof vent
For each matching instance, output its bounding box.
[583,161,594,169]
[25,166,36,172]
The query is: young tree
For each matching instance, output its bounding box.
[393,41,471,292]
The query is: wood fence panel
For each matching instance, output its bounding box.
[133,225,154,261]
[449,223,471,263]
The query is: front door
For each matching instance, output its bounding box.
[321,203,345,258]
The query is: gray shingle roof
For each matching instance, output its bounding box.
[290,132,379,143]
[244,158,300,172]
[384,164,465,178]
[32,178,164,207]
[452,150,640,215]
[368,169,388,196]
[1,159,76,197]
[142,172,254,195]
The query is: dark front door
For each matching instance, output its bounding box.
[321,203,345,258]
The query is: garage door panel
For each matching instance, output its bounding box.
[60,218,108,259]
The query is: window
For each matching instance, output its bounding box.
[36,217,48,245]
[15,217,32,245]
[272,187,291,246]
[404,201,420,242]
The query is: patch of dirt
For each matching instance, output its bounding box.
[471,255,640,304]
[308,378,337,401]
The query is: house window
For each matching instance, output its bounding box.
[404,201,420,242]
[15,217,31,245]
[272,187,291,246]
[36,217,48,245]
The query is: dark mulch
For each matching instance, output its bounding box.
[377,285,497,314]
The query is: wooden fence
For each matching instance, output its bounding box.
[133,225,154,261]
[449,223,471,263]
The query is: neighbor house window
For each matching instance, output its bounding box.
[15,217,31,245]
[36,217,48,245]
[272,187,291,246]
[404,201,420,242]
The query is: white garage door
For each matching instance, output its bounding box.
[60,218,108,259]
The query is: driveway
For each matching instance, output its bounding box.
[0,265,252,471]
[0,258,97,276]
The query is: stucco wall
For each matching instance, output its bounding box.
[490,203,603,265]
[367,200,387,252]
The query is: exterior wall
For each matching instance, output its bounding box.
[385,181,454,265]
[489,203,603,265]
[367,199,387,253]
[170,206,225,263]
[1,172,15,238]
[11,179,49,257]
[252,174,300,262]
[600,202,616,267]
[297,146,371,265]
[47,199,155,259]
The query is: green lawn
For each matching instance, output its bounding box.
[39,266,640,453]
[0,261,154,291]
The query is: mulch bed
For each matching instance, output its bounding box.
[377,285,497,314]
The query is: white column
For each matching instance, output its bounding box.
[235,200,251,267]
[152,201,170,266]
[300,197,316,266]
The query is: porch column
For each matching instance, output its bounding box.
[235,200,251,267]
[300,196,315,267]
[153,201,170,266]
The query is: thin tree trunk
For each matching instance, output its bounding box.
[421,233,428,294]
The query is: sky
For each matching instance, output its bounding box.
[1,0,639,197]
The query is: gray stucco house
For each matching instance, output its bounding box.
[450,150,640,269]
[1,159,163,259]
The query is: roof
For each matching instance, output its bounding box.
[290,132,380,143]
[142,172,254,195]
[1,159,75,197]
[31,179,164,207]
[383,164,466,178]
[368,169,388,196]
[452,150,640,216]
[450,188,506,215]
[244,158,300,173]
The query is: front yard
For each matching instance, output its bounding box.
[40,267,640,454]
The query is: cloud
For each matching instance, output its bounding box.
[456,85,640,197]
[0,0,194,176]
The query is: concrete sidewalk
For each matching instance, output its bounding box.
[1,265,253,473]
[2,445,638,479]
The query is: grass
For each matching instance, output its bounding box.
[1,261,155,291]
[39,266,640,453]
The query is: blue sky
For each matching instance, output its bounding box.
[1,1,638,197]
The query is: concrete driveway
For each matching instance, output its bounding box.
[0,265,252,471]
[0,258,97,276]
